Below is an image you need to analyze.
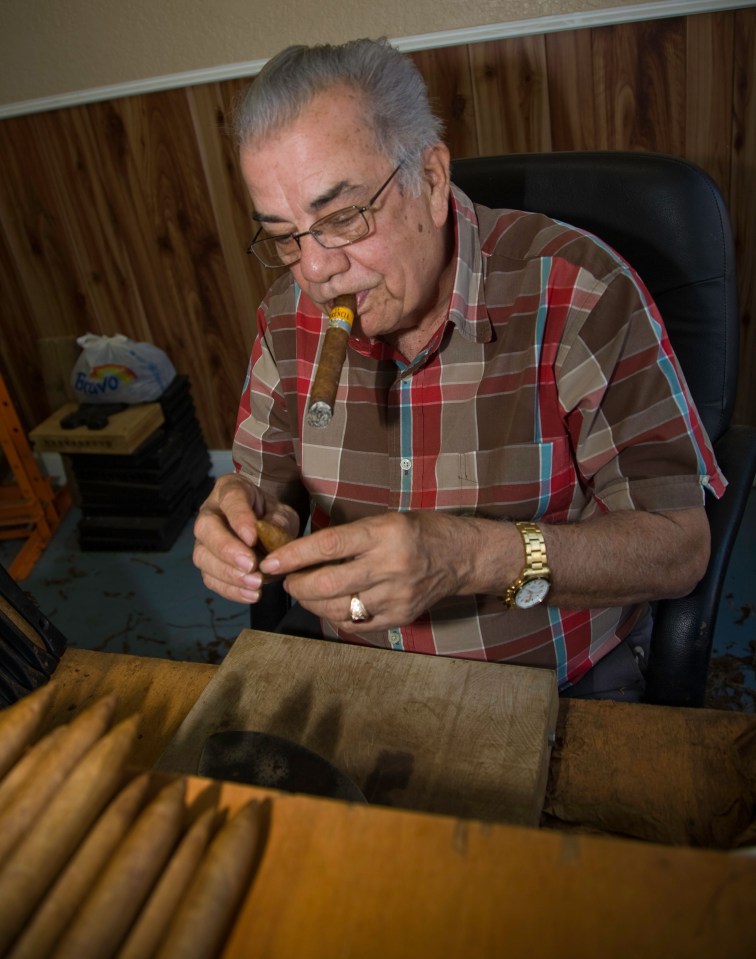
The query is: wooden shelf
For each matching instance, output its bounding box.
[0,375,71,580]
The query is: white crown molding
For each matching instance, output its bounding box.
[393,0,754,51]
[0,0,751,120]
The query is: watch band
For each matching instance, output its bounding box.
[516,522,549,572]
[503,521,551,608]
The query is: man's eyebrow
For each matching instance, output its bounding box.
[251,179,362,224]
[309,179,356,213]
[251,211,287,225]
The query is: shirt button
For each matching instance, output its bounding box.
[400,458,412,472]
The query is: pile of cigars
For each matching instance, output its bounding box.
[0,684,265,959]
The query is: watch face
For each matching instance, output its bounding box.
[515,578,550,609]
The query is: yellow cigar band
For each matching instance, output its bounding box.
[328,306,355,334]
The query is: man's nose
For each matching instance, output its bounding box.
[296,235,350,283]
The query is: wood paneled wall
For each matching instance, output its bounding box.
[0,8,754,449]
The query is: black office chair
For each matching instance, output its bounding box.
[451,151,756,707]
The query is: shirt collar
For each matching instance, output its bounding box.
[447,184,493,344]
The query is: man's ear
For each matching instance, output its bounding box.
[422,143,452,227]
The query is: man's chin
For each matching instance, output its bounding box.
[354,302,399,339]
[352,312,388,342]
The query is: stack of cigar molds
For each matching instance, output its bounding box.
[72,376,213,551]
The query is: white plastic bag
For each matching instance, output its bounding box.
[71,333,176,404]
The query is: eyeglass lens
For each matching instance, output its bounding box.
[255,208,371,266]
[248,164,401,268]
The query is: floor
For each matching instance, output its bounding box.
[2,454,754,711]
[1,453,245,669]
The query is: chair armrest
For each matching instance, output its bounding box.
[644,425,756,707]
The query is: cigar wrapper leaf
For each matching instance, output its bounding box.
[6,772,151,959]
[0,714,141,953]
[0,694,118,863]
[0,683,56,781]
[255,518,294,553]
[307,294,356,428]
[0,691,263,958]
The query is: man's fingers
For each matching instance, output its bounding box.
[201,570,263,605]
[191,473,303,608]
[213,475,265,546]
[193,506,256,572]
[259,520,372,575]
[193,541,262,588]
[262,511,465,632]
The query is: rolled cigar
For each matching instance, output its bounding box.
[116,805,220,959]
[0,725,66,816]
[307,294,357,428]
[255,517,294,553]
[155,800,264,959]
[0,683,56,780]
[52,777,188,959]
[0,693,118,862]
[0,714,141,954]
[8,773,151,959]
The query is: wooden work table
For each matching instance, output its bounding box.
[41,641,756,957]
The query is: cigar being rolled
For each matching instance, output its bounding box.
[306,294,356,428]
[255,518,294,553]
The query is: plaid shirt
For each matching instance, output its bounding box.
[233,185,726,687]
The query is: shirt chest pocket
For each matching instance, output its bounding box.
[434,436,577,519]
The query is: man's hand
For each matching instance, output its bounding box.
[258,511,502,632]
[256,506,711,632]
[192,474,300,604]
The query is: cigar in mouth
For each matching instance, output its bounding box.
[306,294,357,428]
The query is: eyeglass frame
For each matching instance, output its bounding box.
[246,164,402,268]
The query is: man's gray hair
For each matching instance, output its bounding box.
[233,38,444,196]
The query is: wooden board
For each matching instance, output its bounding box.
[29,402,163,454]
[44,648,218,768]
[157,629,559,826]
[47,648,756,850]
[37,336,81,410]
[2,680,753,959]
[195,779,756,959]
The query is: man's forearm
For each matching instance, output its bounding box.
[464,507,710,609]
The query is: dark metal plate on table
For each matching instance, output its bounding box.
[198,730,366,803]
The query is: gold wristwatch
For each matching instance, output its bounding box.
[504,522,552,609]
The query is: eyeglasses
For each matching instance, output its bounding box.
[247,165,401,268]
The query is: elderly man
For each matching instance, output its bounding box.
[193,38,725,700]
